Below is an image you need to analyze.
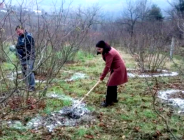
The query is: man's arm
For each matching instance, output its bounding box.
[26,34,35,47]
[16,37,25,49]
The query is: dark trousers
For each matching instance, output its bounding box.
[21,60,35,88]
[105,86,117,104]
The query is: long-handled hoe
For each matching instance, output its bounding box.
[62,80,101,119]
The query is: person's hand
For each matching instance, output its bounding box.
[99,77,103,81]
[9,45,16,52]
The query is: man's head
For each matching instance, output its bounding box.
[15,25,24,36]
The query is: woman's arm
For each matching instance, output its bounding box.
[100,53,113,81]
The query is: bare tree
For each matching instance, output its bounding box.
[116,0,170,72]
[0,0,100,114]
[100,18,120,46]
[117,0,150,37]
[166,0,184,75]
[126,21,170,72]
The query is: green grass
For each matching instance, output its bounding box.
[1,62,15,71]
[142,110,157,118]
[41,98,72,115]
[74,127,88,137]
[1,48,184,140]
[120,114,134,121]
[43,99,64,114]
[63,99,72,106]
[75,50,94,62]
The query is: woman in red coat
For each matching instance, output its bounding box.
[96,40,128,107]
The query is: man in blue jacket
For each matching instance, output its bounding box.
[15,25,35,91]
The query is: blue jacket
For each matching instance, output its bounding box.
[16,31,35,61]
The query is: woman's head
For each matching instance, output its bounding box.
[96,40,111,55]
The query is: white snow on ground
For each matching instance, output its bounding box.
[158,89,184,114]
[65,72,88,81]
[5,92,93,132]
[127,69,178,78]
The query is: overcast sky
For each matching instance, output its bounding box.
[7,0,172,16]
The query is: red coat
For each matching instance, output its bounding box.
[100,47,128,86]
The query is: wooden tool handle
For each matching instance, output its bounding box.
[73,80,101,109]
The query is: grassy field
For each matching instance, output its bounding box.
[0,49,184,140]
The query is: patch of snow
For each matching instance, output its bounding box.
[158,89,184,114]
[127,69,178,78]
[6,93,94,132]
[65,72,88,81]
[138,71,178,78]
[128,73,136,78]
